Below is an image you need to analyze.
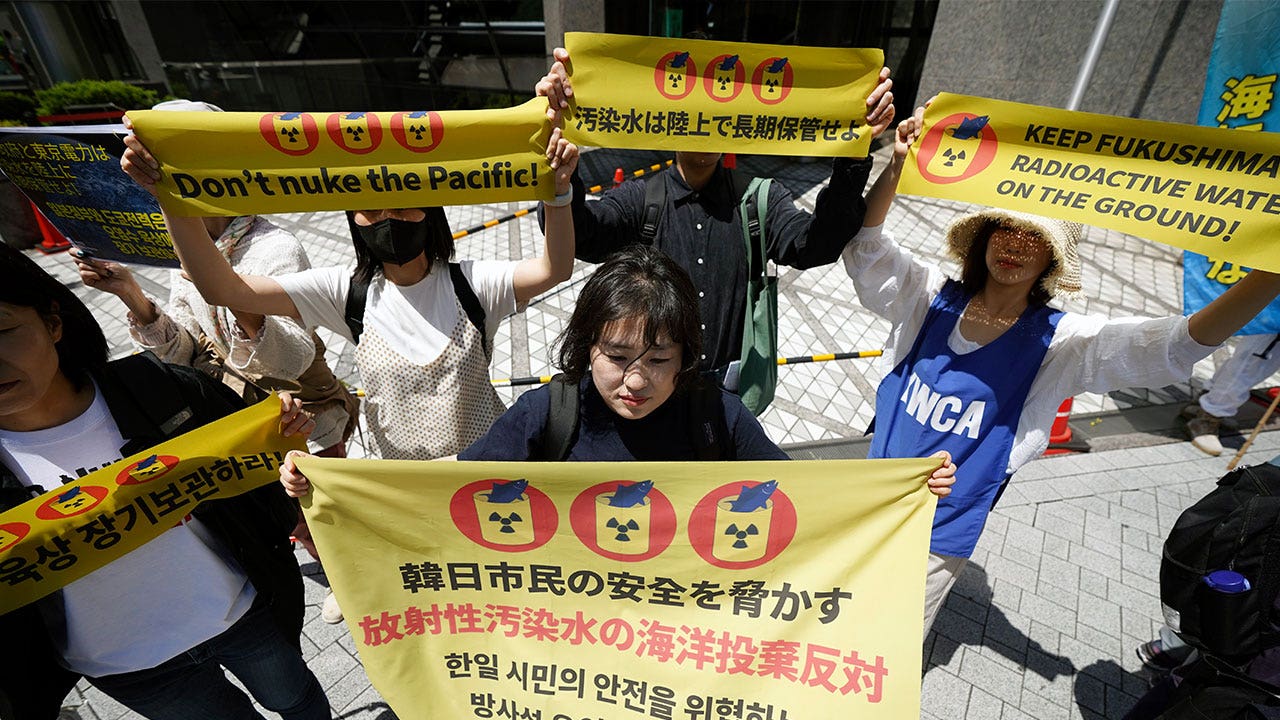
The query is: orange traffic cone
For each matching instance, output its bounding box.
[32,202,70,254]
[1044,397,1089,455]
[613,167,624,187]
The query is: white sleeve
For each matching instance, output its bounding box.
[274,266,356,343]
[1037,313,1216,402]
[458,259,519,341]
[841,224,947,327]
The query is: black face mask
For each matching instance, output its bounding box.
[356,217,428,265]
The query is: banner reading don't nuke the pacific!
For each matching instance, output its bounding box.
[127,98,554,216]
[296,456,937,719]
[899,93,1280,272]
[563,32,883,157]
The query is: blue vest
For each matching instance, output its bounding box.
[870,281,1061,557]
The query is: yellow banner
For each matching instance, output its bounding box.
[898,93,1280,271]
[0,399,302,615]
[127,99,554,217]
[563,32,883,157]
[297,456,937,719]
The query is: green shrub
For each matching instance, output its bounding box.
[0,91,35,123]
[35,80,159,116]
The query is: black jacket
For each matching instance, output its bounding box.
[0,353,304,720]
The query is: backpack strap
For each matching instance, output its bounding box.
[740,176,771,281]
[640,170,668,243]
[344,272,370,344]
[448,262,490,359]
[542,374,580,460]
[98,352,194,441]
[688,377,731,461]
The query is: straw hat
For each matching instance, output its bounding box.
[944,208,1083,299]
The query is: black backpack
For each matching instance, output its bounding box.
[1160,463,1280,659]
[343,262,488,358]
[538,375,730,461]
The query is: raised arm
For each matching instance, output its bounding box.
[862,101,927,229]
[120,132,302,320]
[512,126,578,304]
[1188,269,1280,346]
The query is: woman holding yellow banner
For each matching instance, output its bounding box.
[0,245,327,720]
[122,126,579,464]
[844,101,1280,634]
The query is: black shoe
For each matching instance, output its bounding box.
[1136,639,1191,671]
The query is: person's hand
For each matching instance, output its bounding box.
[278,391,315,439]
[73,251,139,298]
[865,66,895,139]
[893,97,932,163]
[926,450,956,498]
[279,449,313,498]
[535,47,572,124]
[120,117,161,198]
[547,127,579,195]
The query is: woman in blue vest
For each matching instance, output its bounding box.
[844,102,1280,632]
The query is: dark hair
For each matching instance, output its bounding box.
[554,245,702,390]
[346,207,455,284]
[0,244,109,387]
[960,220,1057,307]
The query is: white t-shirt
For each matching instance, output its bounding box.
[0,384,255,677]
[275,259,519,364]
[842,224,1216,474]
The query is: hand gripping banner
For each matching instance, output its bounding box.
[295,455,938,719]
[562,32,884,157]
[898,93,1280,273]
[127,98,555,217]
[0,398,303,615]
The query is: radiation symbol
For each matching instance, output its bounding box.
[488,511,524,534]
[606,516,641,543]
[916,113,999,184]
[390,110,444,153]
[326,112,383,154]
[116,454,180,485]
[258,112,319,156]
[723,522,760,549]
[703,54,745,103]
[653,50,697,101]
[0,522,29,553]
[35,485,110,520]
[751,56,794,105]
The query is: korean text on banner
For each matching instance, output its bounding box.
[1183,0,1280,334]
[0,398,303,615]
[562,31,883,157]
[0,125,176,268]
[127,99,554,217]
[296,456,937,719]
[897,93,1280,273]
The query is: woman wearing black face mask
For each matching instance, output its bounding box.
[121,126,579,463]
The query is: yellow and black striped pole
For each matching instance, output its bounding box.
[489,350,883,388]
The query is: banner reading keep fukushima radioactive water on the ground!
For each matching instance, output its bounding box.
[127,99,554,216]
[898,93,1280,272]
[0,125,177,267]
[296,456,937,719]
[562,32,883,157]
[0,399,302,615]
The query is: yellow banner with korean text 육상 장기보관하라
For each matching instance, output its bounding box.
[0,398,302,615]
[126,98,554,217]
[561,32,884,157]
[898,92,1280,272]
[294,455,938,719]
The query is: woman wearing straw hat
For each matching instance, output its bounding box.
[844,101,1280,633]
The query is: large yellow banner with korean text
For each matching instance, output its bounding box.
[563,32,884,157]
[297,456,937,719]
[127,99,554,217]
[0,399,302,615]
[898,93,1280,271]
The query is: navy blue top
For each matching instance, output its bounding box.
[459,377,788,462]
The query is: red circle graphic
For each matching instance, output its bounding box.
[569,481,676,562]
[750,57,794,105]
[258,113,319,156]
[914,112,999,184]
[688,480,796,570]
[653,51,698,101]
[450,479,558,553]
[703,54,746,103]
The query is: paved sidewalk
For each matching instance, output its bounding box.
[27,144,1280,718]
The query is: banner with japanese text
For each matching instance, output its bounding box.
[0,398,302,615]
[296,455,938,719]
[1183,0,1280,334]
[897,93,1280,272]
[126,98,554,217]
[562,32,883,157]
[0,125,177,267]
